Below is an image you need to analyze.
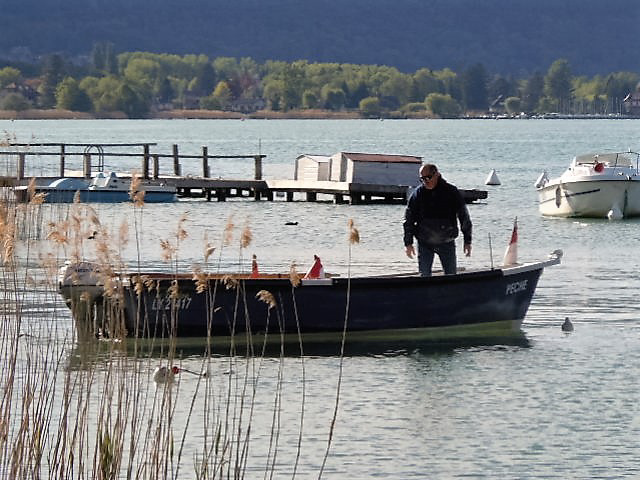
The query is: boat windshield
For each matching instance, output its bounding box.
[574,152,639,168]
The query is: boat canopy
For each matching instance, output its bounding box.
[90,171,125,188]
[48,177,90,189]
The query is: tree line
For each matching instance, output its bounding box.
[0,46,638,118]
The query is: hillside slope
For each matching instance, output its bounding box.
[2,0,638,74]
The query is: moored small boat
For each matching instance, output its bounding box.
[58,250,563,342]
[535,151,640,218]
[14,171,177,203]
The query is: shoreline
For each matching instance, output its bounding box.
[0,108,633,120]
[0,108,366,120]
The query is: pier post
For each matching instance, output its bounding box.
[306,192,317,202]
[202,146,209,178]
[254,155,262,180]
[286,192,294,202]
[83,153,92,178]
[17,153,25,180]
[142,144,150,179]
[152,154,159,179]
[59,144,65,177]
[173,144,180,175]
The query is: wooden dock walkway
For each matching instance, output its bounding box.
[0,142,488,205]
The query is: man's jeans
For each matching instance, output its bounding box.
[417,241,456,276]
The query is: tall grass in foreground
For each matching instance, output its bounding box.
[0,186,358,479]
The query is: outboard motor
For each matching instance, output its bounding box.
[57,261,108,340]
[58,260,102,290]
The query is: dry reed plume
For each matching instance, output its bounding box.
[255,290,276,309]
[347,218,360,245]
[0,202,16,266]
[129,171,145,207]
[289,262,301,288]
[223,215,234,246]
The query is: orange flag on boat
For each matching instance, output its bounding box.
[304,255,325,279]
[502,217,518,266]
[251,254,259,278]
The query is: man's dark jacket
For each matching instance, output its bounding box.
[403,177,472,246]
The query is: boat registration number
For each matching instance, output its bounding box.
[506,280,528,295]
[151,295,193,310]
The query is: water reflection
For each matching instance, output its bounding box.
[65,330,531,371]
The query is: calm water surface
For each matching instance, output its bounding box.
[4,119,640,478]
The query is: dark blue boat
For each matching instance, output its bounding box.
[58,251,562,342]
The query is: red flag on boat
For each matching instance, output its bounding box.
[304,255,325,279]
[502,217,518,266]
[251,254,259,278]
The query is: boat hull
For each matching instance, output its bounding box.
[60,264,548,340]
[15,187,176,203]
[537,179,640,218]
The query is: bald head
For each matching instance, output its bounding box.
[419,164,440,189]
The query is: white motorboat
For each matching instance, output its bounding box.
[535,151,640,219]
[14,171,177,203]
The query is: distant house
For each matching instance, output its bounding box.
[623,83,640,116]
[179,93,201,109]
[230,97,266,113]
[294,152,422,185]
[0,81,39,103]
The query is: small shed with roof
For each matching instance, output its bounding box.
[294,154,332,181]
[329,152,422,185]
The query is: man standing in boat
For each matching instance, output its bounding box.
[403,163,472,276]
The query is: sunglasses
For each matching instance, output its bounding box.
[420,174,434,181]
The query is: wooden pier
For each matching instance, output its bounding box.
[0,143,487,205]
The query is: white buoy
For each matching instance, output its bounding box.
[485,169,501,185]
[607,205,623,220]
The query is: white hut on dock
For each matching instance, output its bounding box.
[294,152,422,185]
[294,155,332,181]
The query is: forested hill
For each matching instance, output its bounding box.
[2,0,639,75]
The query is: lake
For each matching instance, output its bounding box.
[3,118,640,478]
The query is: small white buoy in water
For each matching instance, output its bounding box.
[561,317,573,332]
[607,205,623,220]
[153,366,180,384]
[485,169,501,185]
